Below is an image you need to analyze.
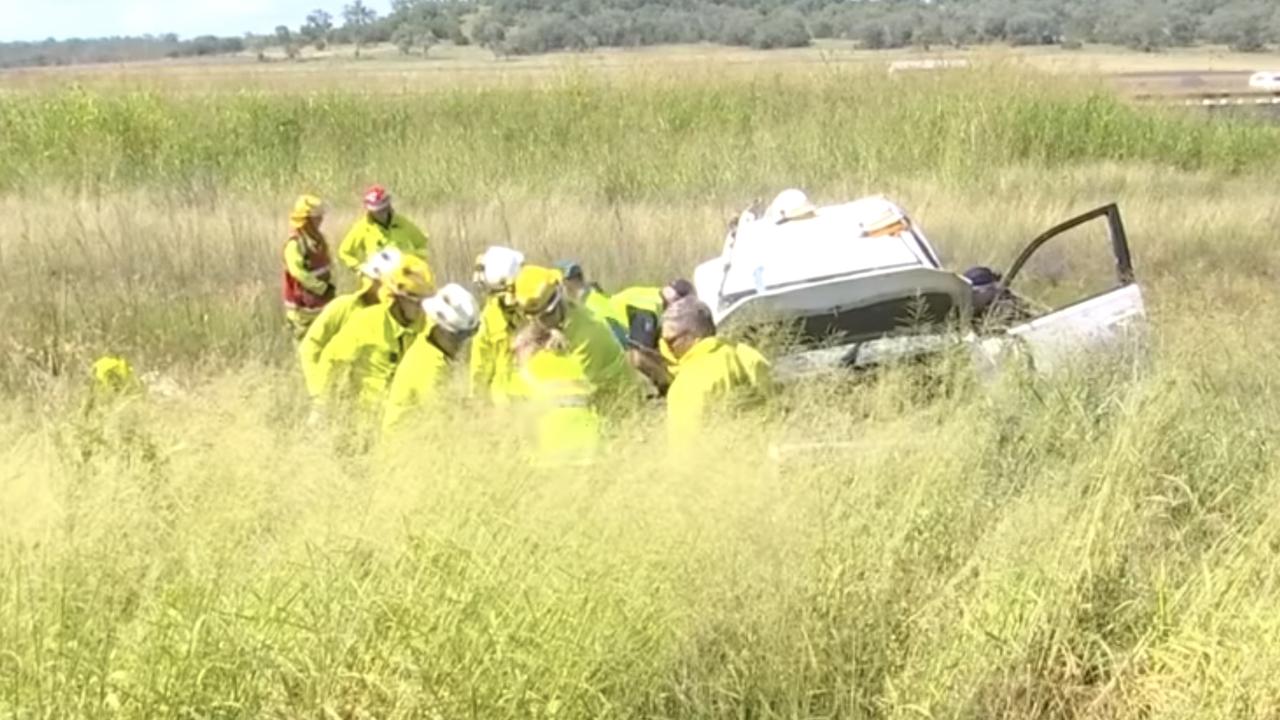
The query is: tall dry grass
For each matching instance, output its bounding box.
[2,62,1280,719]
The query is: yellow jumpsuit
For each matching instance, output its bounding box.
[559,304,640,409]
[298,290,374,398]
[313,301,425,411]
[338,212,430,273]
[383,331,453,433]
[469,295,521,404]
[507,349,601,465]
[666,337,771,444]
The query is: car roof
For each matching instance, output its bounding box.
[702,195,943,303]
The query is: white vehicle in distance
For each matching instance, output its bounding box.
[1248,71,1280,91]
[693,190,1147,379]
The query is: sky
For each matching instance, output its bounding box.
[0,0,392,42]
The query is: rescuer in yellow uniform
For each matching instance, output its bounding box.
[338,184,430,274]
[661,297,771,445]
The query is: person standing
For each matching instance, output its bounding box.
[282,194,336,339]
[338,184,430,274]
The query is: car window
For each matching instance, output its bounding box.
[1000,204,1134,315]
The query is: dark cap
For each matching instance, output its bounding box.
[555,260,584,281]
[963,266,1002,287]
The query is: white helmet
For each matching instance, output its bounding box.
[475,246,525,291]
[358,247,403,281]
[422,283,481,335]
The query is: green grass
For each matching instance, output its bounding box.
[2,67,1277,201]
[2,62,1280,718]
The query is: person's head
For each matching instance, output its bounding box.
[513,265,567,330]
[422,283,481,359]
[381,255,435,326]
[660,278,696,310]
[556,261,587,302]
[356,247,403,301]
[363,185,393,226]
[512,322,569,367]
[662,298,716,359]
[290,194,326,236]
[473,245,525,301]
[963,266,1004,314]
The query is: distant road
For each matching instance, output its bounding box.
[1112,70,1255,96]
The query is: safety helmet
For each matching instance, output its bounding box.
[513,265,565,316]
[473,246,526,292]
[289,194,325,229]
[382,255,435,301]
[363,185,392,212]
[358,247,403,281]
[422,283,481,335]
[91,355,139,393]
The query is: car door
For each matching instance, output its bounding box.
[992,204,1146,374]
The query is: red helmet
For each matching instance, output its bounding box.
[363,185,392,212]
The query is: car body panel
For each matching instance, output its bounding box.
[698,191,1147,379]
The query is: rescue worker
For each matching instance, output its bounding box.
[556,261,616,332]
[299,248,402,398]
[383,283,480,432]
[469,246,526,403]
[512,265,640,409]
[661,298,772,444]
[620,278,697,393]
[313,255,435,413]
[282,194,336,339]
[338,184,430,274]
[508,322,601,466]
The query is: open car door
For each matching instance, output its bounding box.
[989,204,1146,374]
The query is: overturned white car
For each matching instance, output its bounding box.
[693,190,1146,378]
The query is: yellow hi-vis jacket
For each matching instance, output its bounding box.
[666,337,771,443]
[469,295,521,403]
[580,287,621,336]
[314,300,425,409]
[338,212,430,273]
[609,286,663,320]
[561,303,639,408]
[298,291,373,398]
[604,285,677,368]
[507,349,600,465]
[383,329,453,432]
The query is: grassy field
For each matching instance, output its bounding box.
[2,52,1280,718]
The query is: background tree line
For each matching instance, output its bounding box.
[4,0,1280,68]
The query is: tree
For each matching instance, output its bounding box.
[343,0,379,58]
[391,22,435,55]
[1005,11,1059,46]
[302,9,334,50]
[750,10,811,50]
[854,21,887,50]
[1204,2,1271,51]
[472,16,509,57]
